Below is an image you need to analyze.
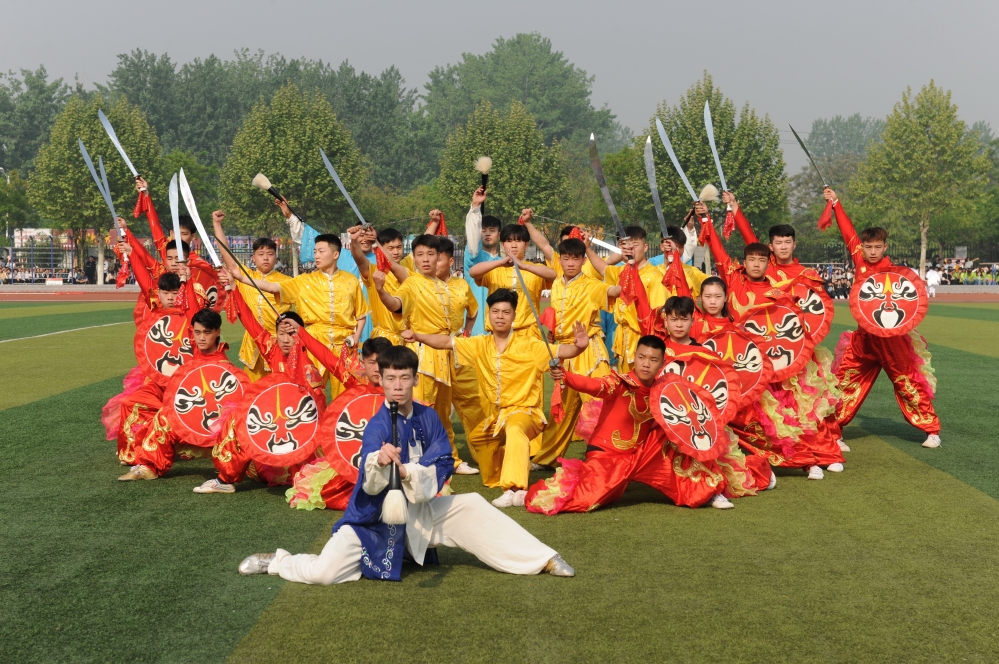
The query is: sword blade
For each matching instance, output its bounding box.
[704,102,728,192]
[320,148,368,227]
[511,261,555,362]
[78,139,117,223]
[789,124,827,187]
[214,236,280,318]
[588,134,628,240]
[98,109,139,178]
[178,168,222,267]
[643,136,669,239]
[655,117,699,202]
[98,156,118,220]
[169,173,185,262]
[590,237,621,254]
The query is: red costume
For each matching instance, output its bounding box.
[526,370,729,513]
[102,252,197,464]
[702,217,844,469]
[825,201,939,435]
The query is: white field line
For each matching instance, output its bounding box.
[0,321,130,344]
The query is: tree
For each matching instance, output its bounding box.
[423,34,628,166]
[622,73,787,238]
[850,81,992,277]
[0,169,39,242]
[219,83,365,236]
[27,94,163,268]
[437,100,570,224]
[0,66,71,172]
[806,114,885,158]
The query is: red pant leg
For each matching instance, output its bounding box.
[526,448,635,514]
[741,454,774,491]
[835,330,883,427]
[873,334,941,434]
[132,408,178,477]
[630,431,723,508]
[320,475,355,510]
[211,417,252,484]
[117,383,164,464]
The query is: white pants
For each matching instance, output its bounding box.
[928,285,936,297]
[269,493,557,585]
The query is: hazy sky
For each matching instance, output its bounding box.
[4,0,997,172]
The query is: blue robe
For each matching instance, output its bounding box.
[332,402,454,581]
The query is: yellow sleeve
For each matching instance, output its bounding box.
[582,259,602,280]
[527,338,557,372]
[353,276,370,320]
[453,336,483,368]
[395,279,416,321]
[477,267,499,291]
[464,281,479,319]
[604,264,624,287]
[401,254,415,271]
[277,274,307,306]
[587,277,612,310]
[683,264,708,299]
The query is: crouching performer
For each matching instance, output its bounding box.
[238,346,575,583]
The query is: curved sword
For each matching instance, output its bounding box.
[789,124,828,187]
[79,140,118,226]
[655,117,698,202]
[178,168,221,267]
[643,136,669,239]
[98,109,139,179]
[169,173,185,262]
[588,133,628,240]
[511,260,558,374]
[320,148,368,227]
[98,156,118,221]
[704,101,728,192]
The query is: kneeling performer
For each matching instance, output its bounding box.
[238,346,575,583]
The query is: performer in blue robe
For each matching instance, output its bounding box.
[463,187,501,336]
[238,346,575,583]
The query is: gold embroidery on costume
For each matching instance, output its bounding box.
[665,443,723,487]
[611,394,653,450]
[212,419,239,463]
[893,374,934,426]
[141,410,171,452]
[120,404,148,463]
[730,291,757,318]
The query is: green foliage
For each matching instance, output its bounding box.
[622,73,787,238]
[806,114,885,158]
[27,93,163,243]
[160,149,219,230]
[0,169,39,233]
[0,66,71,172]
[437,100,569,224]
[423,34,628,166]
[850,81,992,271]
[218,83,364,236]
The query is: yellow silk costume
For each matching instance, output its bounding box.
[548,250,603,281]
[235,266,291,381]
[364,261,405,345]
[476,265,546,336]
[455,334,558,489]
[278,269,369,397]
[445,276,485,453]
[532,272,614,466]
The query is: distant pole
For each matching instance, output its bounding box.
[30,237,34,282]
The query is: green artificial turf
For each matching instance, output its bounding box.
[0,309,135,341]
[2,302,999,663]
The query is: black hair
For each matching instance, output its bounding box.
[277,311,305,328]
[315,233,342,253]
[165,239,191,255]
[663,295,696,318]
[699,276,730,318]
[636,335,666,355]
[559,226,578,240]
[191,308,222,331]
[437,237,455,257]
[860,227,889,243]
[768,224,796,241]
[664,225,685,247]
[744,242,771,259]
[624,225,647,241]
[500,225,530,243]
[377,228,404,246]
[362,336,394,359]
[557,238,587,258]
[157,272,181,291]
[252,237,278,252]
[486,288,519,310]
[376,345,419,375]
[481,215,502,230]
[411,234,440,253]
[177,215,196,234]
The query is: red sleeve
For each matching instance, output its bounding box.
[230,287,270,347]
[296,327,350,385]
[139,192,168,263]
[832,201,863,270]
[632,265,655,337]
[131,250,154,298]
[702,218,734,281]
[125,228,156,272]
[181,278,198,321]
[734,207,758,244]
[562,370,616,398]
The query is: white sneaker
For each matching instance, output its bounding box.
[826,462,844,473]
[711,494,734,509]
[529,462,549,472]
[512,490,527,507]
[767,473,777,490]
[837,438,851,453]
[491,489,516,508]
[807,465,825,480]
[922,434,941,449]
[454,462,480,475]
[193,478,236,494]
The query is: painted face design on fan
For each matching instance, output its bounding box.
[173,365,242,433]
[333,394,383,472]
[742,307,805,372]
[662,358,728,415]
[857,271,919,329]
[658,381,715,451]
[145,314,194,376]
[246,384,320,455]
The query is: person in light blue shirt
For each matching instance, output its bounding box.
[463,186,502,336]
